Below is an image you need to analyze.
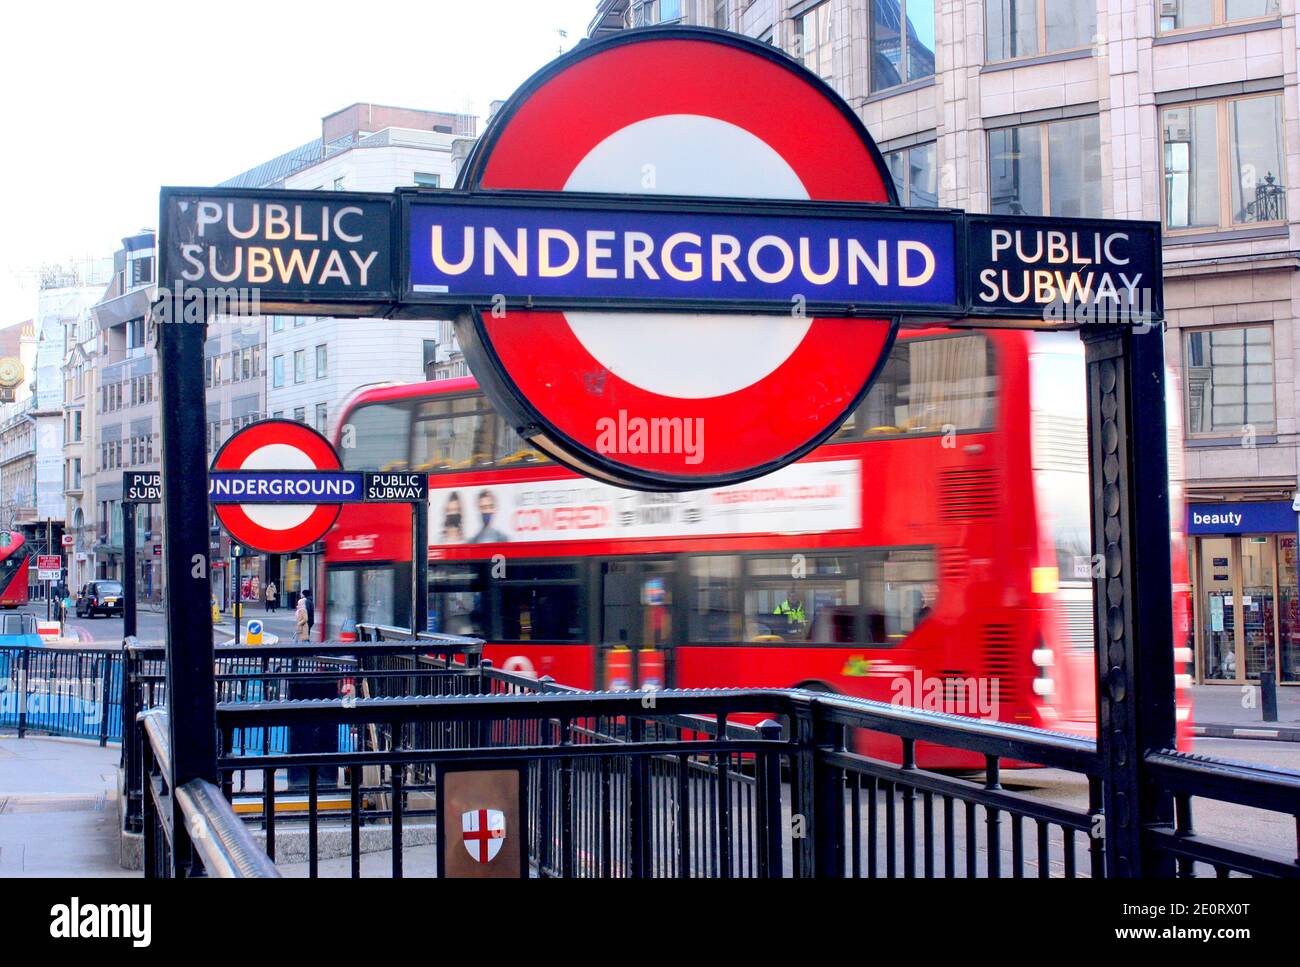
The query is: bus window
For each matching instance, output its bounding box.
[688,556,742,642]
[407,394,549,472]
[1029,332,1091,578]
[326,564,410,632]
[341,402,412,471]
[429,564,487,637]
[746,556,860,643]
[412,397,490,471]
[855,333,996,437]
[865,548,937,645]
[498,563,585,642]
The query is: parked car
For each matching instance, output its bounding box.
[76,580,125,618]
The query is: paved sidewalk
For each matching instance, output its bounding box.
[0,735,132,877]
[1190,683,1300,741]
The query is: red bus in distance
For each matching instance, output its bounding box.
[0,531,31,609]
[322,328,1193,759]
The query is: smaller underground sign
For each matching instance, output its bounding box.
[209,422,432,554]
[209,419,351,555]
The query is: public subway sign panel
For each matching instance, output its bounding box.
[159,28,1164,491]
[159,188,395,314]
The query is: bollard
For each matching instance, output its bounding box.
[1260,670,1279,723]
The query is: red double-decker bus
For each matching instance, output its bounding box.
[322,327,1192,752]
[0,531,31,609]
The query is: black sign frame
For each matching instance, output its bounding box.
[161,186,1162,327]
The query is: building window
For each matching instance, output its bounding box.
[1158,0,1279,34]
[294,349,306,384]
[414,172,441,188]
[987,0,1095,62]
[870,0,935,92]
[316,402,328,432]
[795,1,834,82]
[1184,327,1275,435]
[712,0,728,30]
[989,116,1101,217]
[315,344,328,379]
[333,177,345,191]
[885,142,938,207]
[423,339,439,380]
[272,355,284,388]
[272,317,284,333]
[294,407,306,424]
[1162,94,1286,232]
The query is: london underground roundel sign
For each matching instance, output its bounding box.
[209,419,347,554]
[455,27,899,491]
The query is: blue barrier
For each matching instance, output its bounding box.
[1,646,351,754]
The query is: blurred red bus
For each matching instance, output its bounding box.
[0,531,30,609]
[322,328,1193,754]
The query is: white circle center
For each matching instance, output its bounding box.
[239,443,317,530]
[563,114,812,399]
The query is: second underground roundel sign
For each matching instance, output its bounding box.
[209,419,345,555]
[455,27,899,491]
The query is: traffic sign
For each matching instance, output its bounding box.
[451,29,899,489]
[37,555,61,581]
[209,419,346,554]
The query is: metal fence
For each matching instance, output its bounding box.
[155,665,1299,879]
[0,646,123,744]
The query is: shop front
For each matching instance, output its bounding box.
[1188,500,1300,685]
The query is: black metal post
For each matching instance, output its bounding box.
[411,498,428,635]
[155,301,219,869]
[123,501,137,639]
[754,719,784,878]
[1081,325,1177,878]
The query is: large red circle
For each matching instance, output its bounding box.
[462,29,898,488]
[211,419,342,554]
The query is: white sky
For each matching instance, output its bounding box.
[0,0,598,325]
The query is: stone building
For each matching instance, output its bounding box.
[591,0,1300,687]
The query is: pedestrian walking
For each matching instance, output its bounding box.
[265,580,277,612]
[295,594,309,642]
[302,587,315,639]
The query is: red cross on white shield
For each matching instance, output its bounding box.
[462,808,506,863]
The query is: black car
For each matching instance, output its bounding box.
[76,580,125,618]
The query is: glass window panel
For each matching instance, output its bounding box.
[909,142,938,206]
[987,0,1038,60]
[905,1,936,82]
[871,0,904,91]
[989,125,1044,215]
[865,549,937,644]
[796,3,833,82]
[428,564,487,637]
[1047,117,1102,217]
[340,401,412,471]
[1159,0,1213,31]
[1230,95,1286,224]
[689,556,741,642]
[1183,327,1275,434]
[1045,0,1094,52]
[1163,104,1219,229]
[1225,0,1280,20]
[745,556,859,644]
[859,333,996,436]
[500,582,583,642]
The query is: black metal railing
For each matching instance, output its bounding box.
[121,636,484,838]
[140,709,280,878]
[142,668,1296,879]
